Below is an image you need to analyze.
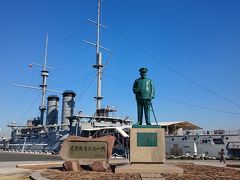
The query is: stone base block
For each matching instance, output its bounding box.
[63,160,82,171]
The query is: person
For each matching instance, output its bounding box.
[219,148,225,163]
[133,67,155,125]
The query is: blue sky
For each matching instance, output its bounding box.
[0,0,240,136]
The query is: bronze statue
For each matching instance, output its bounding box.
[133,67,155,125]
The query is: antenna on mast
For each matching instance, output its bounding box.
[84,0,109,112]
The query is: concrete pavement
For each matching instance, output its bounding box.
[0,161,60,176]
[0,152,62,162]
[0,159,239,179]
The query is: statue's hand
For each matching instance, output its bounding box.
[147,99,151,104]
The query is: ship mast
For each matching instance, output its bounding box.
[94,0,103,110]
[39,34,49,125]
[84,0,109,112]
[12,33,59,125]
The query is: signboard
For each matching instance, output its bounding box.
[68,141,108,159]
[137,132,158,147]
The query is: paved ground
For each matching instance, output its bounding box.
[0,161,56,175]
[0,161,37,180]
[0,159,239,179]
[0,152,62,162]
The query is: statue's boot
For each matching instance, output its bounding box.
[136,121,142,125]
[146,119,151,125]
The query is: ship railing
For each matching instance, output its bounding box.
[166,129,240,136]
[196,129,240,135]
[8,143,48,146]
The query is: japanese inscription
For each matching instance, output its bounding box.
[68,141,107,159]
[137,132,158,147]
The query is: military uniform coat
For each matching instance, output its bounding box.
[133,77,155,100]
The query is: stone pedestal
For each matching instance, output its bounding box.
[130,125,165,163]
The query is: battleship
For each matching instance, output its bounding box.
[0,0,131,158]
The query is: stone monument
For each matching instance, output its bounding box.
[59,136,116,165]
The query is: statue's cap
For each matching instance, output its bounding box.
[139,67,148,73]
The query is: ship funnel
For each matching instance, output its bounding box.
[61,90,76,130]
[46,95,60,125]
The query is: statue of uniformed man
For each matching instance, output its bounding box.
[133,67,155,125]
